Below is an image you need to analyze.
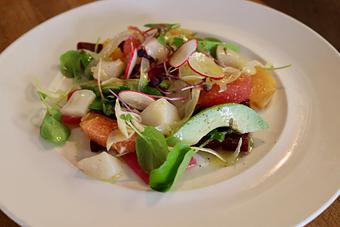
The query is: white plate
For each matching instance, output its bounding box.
[0,0,339,226]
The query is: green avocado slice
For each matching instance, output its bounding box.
[168,104,268,146]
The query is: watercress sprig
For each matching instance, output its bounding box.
[37,92,70,145]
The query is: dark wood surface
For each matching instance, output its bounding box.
[0,0,339,226]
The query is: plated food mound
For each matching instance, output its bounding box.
[35,23,280,192]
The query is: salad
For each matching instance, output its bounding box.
[36,23,281,192]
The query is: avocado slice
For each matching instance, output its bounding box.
[168,104,268,146]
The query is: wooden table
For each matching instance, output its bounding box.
[0,0,339,226]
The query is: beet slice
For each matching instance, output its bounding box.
[90,140,106,153]
[77,42,103,53]
[206,133,250,152]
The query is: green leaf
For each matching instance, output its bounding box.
[80,80,132,97]
[136,126,169,173]
[59,50,93,80]
[102,99,115,116]
[144,23,179,29]
[60,50,82,78]
[40,108,70,145]
[204,37,222,42]
[149,144,195,192]
[222,42,240,52]
[172,37,185,48]
[198,40,240,56]
[120,114,133,121]
[157,35,166,45]
[88,98,103,111]
[207,129,226,142]
[199,128,236,147]
[159,80,170,90]
[88,98,115,116]
[142,86,162,96]
[47,107,62,121]
[37,91,47,100]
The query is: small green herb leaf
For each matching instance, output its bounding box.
[142,86,163,96]
[59,50,93,80]
[37,91,48,100]
[136,126,169,173]
[102,99,115,116]
[149,144,195,192]
[88,98,103,111]
[80,80,136,97]
[204,37,222,42]
[159,80,170,90]
[198,40,240,56]
[157,35,167,45]
[144,23,179,29]
[120,114,133,121]
[172,37,185,48]
[47,107,62,121]
[207,129,226,142]
[40,108,70,145]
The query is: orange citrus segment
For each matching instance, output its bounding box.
[249,67,276,109]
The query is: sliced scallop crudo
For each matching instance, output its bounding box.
[118,90,155,110]
[169,39,198,67]
[78,152,122,181]
[143,38,169,63]
[141,98,180,135]
[216,44,246,69]
[188,52,224,79]
[92,59,125,81]
[124,48,138,79]
[60,89,96,117]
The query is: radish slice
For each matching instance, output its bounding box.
[119,90,155,110]
[124,48,138,79]
[61,114,81,125]
[188,52,224,79]
[169,39,198,67]
[60,89,96,117]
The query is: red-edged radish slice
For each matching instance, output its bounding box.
[124,48,138,79]
[169,39,198,67]
[61,114,82,125]
[188,52,224,79]
[118,90,155,110]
